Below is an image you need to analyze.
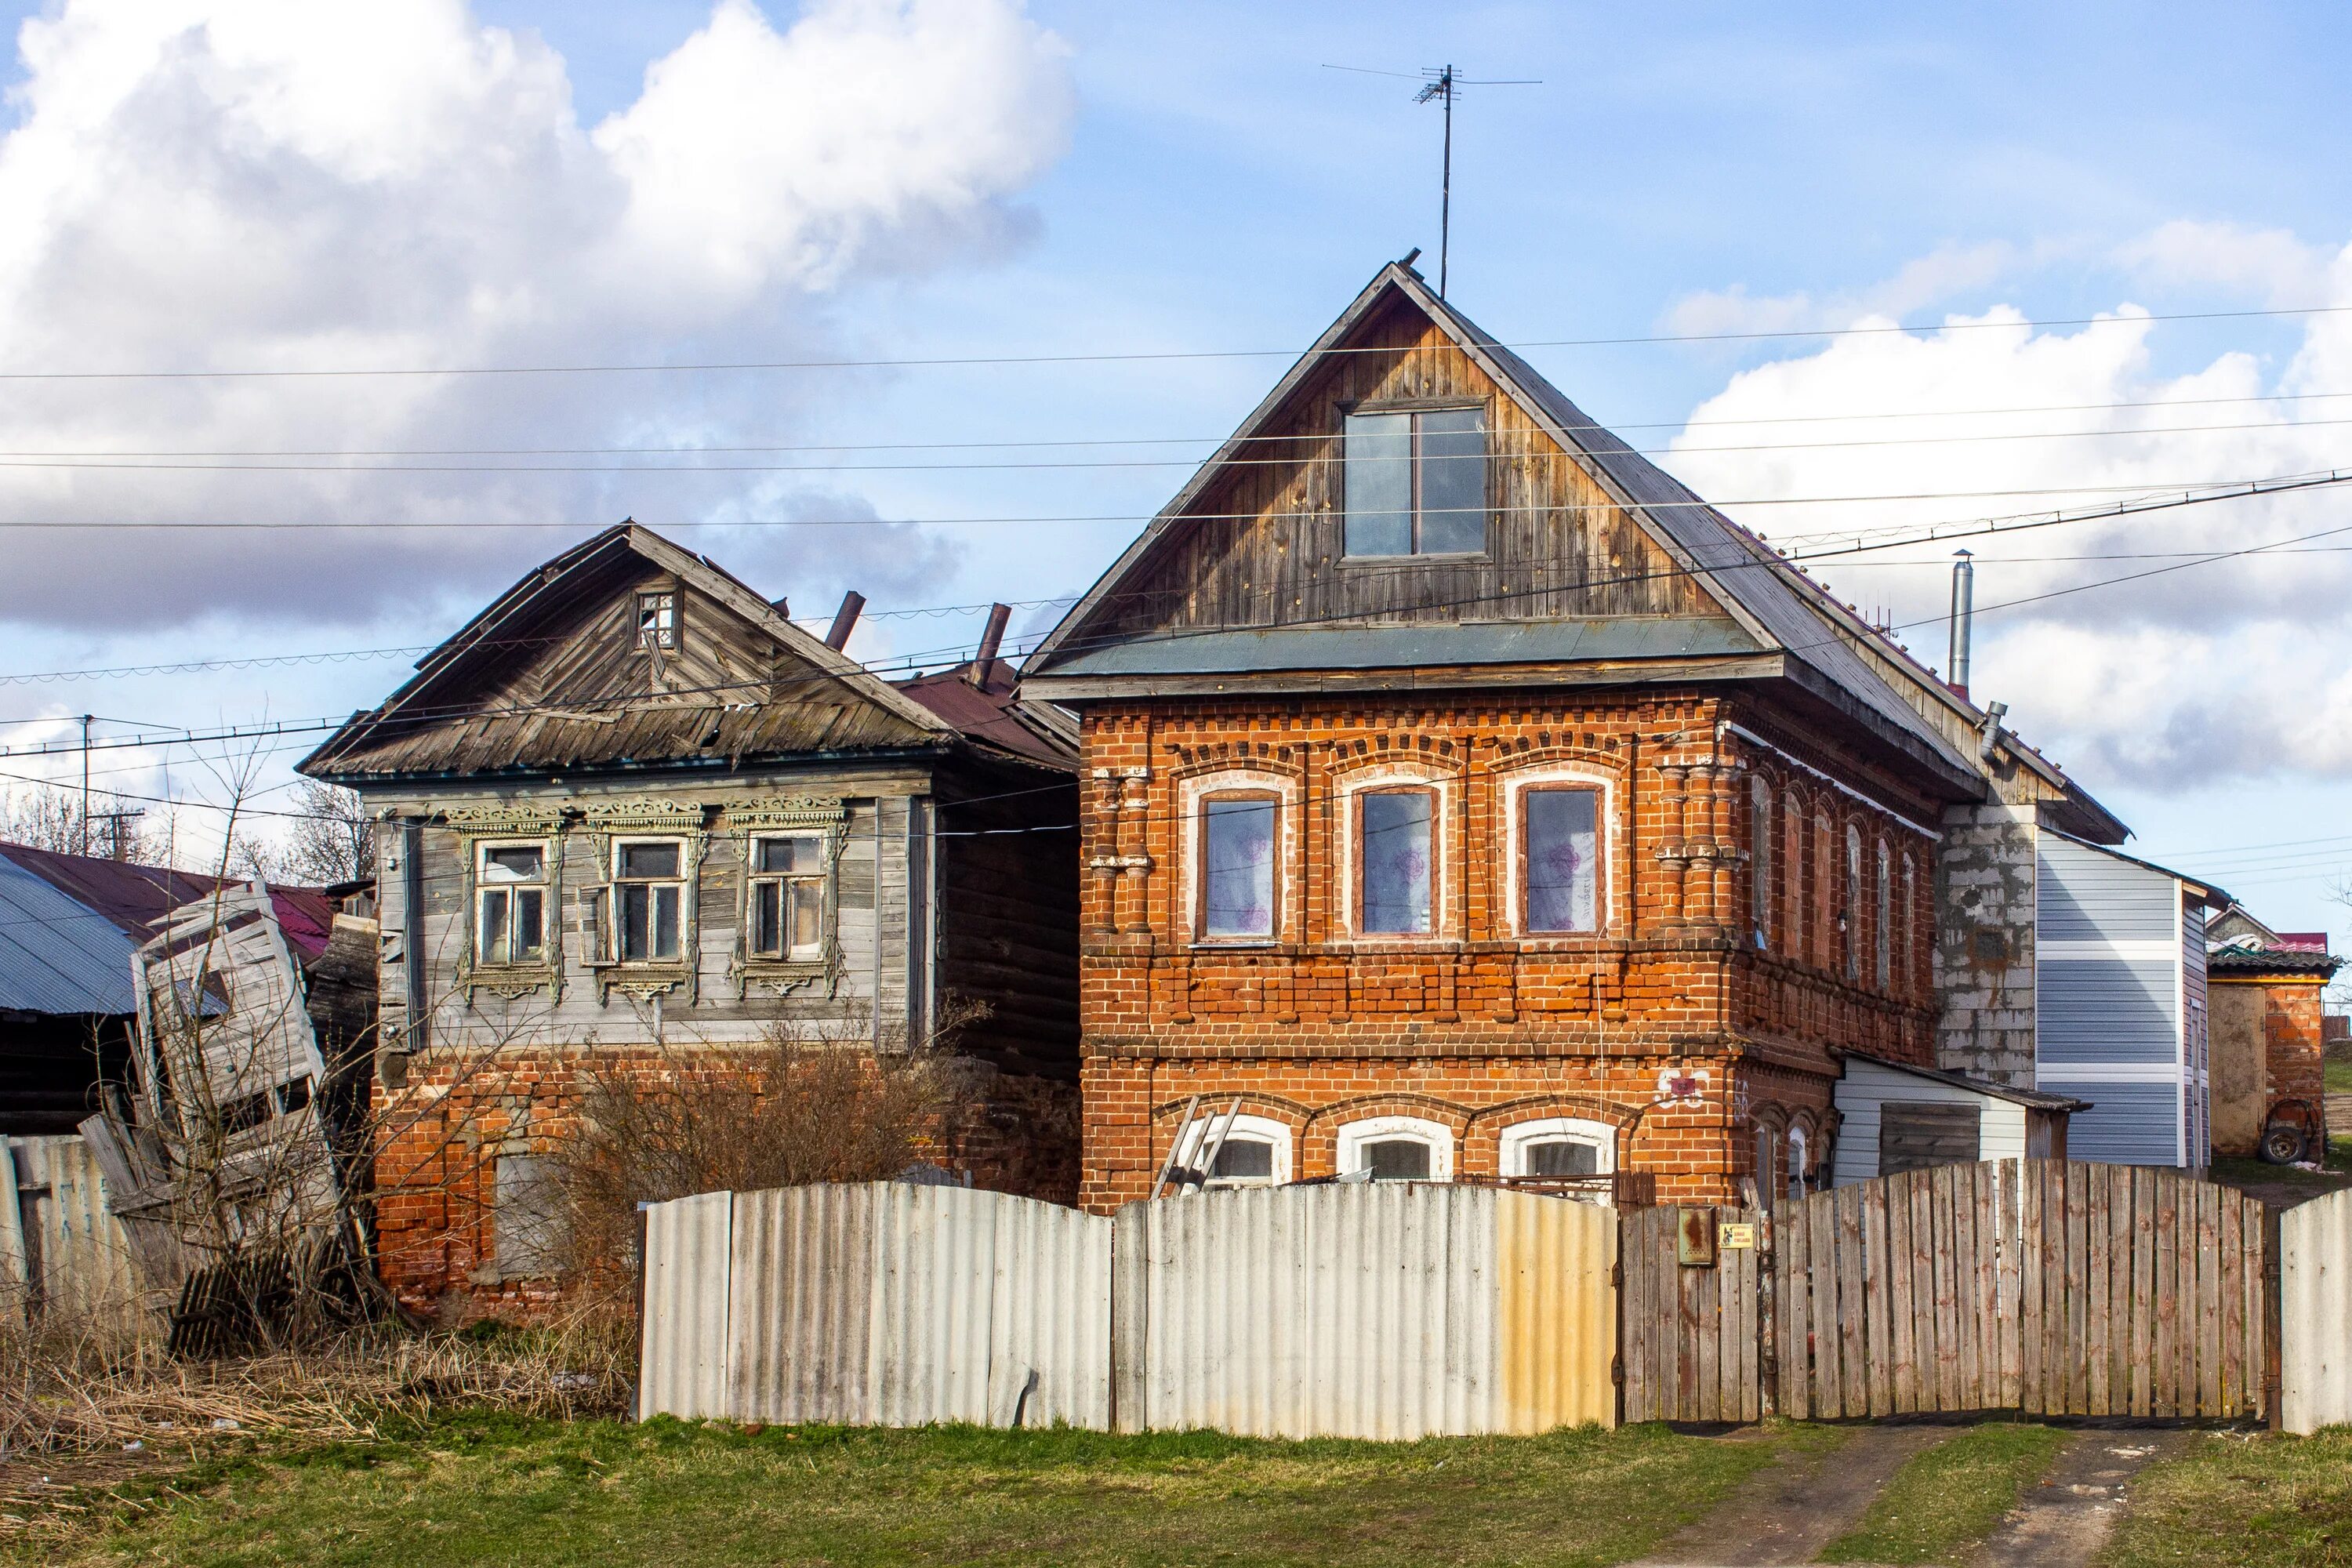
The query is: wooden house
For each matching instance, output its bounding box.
[1020,260,2124,1211]
[299,524,1079,1313]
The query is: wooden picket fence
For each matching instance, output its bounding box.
[1622,1160,2276,1425]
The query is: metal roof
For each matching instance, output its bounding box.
[1837,1050,2091,1113]
[1039,617,1762,677]
[0,842,336,963]
[0,850,139,1015]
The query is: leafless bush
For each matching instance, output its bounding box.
[544,1008,980,1290]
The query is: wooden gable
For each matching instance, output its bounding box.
[1085,289,1723,643]
[305,532,949,780]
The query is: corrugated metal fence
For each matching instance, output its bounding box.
[0,1134,147,1325]
[642,1181,1614,1437]
[2283,1185,2352,1435]
[641,1183,1112,1428]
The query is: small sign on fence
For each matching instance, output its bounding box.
[1716,1222,1756,1251]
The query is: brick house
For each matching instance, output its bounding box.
[2205,903,2339,1162]
[1019,260,2126,1213]
[299,524,1079,1314]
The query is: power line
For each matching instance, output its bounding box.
[5,410,2350,474]
[0,302,2340,380]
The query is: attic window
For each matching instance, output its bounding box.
[1342,407,1486,557]
[636,591,677,652]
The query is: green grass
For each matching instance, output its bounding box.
[24,1414,1789,1568]
[2325,1058,2351,1094]
[1815,1421,2070,1565]
[2100,1429,2352,1566]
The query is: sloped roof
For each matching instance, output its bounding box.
[1838,1050,2090,1113]
[0,843,335,963]
[0,850,139,1014]
[895,662,1078,771]
[1026,262,2121,822]
[301,524,968,781]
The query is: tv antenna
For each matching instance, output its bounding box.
[1325,63,1539,297]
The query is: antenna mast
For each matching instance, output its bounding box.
[1324,64,1538,299]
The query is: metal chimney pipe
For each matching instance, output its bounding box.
[823,590,866,652]
[1947,550,1974,699]
[969,602,1012,688]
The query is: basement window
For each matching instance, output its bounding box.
[749,835,827,961]
[476,843,547,966]
[1500,1117,1616,1202]
[1342,407,1487,557]
[1336,1115,1454,1181]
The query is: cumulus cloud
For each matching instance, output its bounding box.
[1660,233,2352,789]
[0,0,1072,627]
[1661,241,2021,339]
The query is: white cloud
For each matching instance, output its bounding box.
[2116,220,2332,307]
[1661,231,2352,790]
[0,0,1073,627]
[1661,241,2019,339]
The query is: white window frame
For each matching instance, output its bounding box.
[1336,1114,1454,1181]
[1178,768,1297,946]
[610,834,689,964]
[746,832,829,963]
[635,590,677,651]
[1499,765,1615,938]
[1174,1112,1294,1189]
[474,838,551,968]
[1337,763,1454,942]
[1499,1116,1617,1200]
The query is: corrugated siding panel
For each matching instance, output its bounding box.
[2035,959,2179,1062]
[990,1186,1114,1429]
[9,1136,141,1320]
[1127,1185,1611,1439]
[2039,1081,2180,1165]
[2037,840,2176,941]
[870,1183,997,1425]
[727,1185,873,1423]
[639,1190,732,1419]
[2284,1186,2352,1435]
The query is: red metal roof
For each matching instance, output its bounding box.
[895,662,1077,771]
[0,843,336,962]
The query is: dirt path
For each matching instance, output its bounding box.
[1631,1425,1954,1568]
[1969,1428,2194,1568]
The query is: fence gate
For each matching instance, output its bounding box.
[1623,1161,2274,1425]
[1620,1203,1764,1423]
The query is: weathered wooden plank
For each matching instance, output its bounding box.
[2220,1189,2246,1416]
[1932,1163,1962,1411]
[1731,1218,1759,1423]
[2020,1161,2045,1414]
[1691,1213,1717,1421]
[2196,1179,2222,1418]
[1780,1202,1810,1421]
[1832,1185,1862,1418]
[2129,1167,2155,1418]
[1991,1161,2018,1409]
[2154,1172,2180,1419]
[2079,1161,2098,1420]
[1864,1178,1895,1417]
[1885,1173,1916,1414]
[2245,1194,2269,1421]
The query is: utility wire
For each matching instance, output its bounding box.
[0,302,2341,380]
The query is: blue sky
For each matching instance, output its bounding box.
[0,0,2345,940]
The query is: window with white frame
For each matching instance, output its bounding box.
[614,838,685,962]
[1199,792,1278,939]
[1336,1115,1454,1181]
[1787,1123,1811,1203]
[1750,776,1773,949]
[1500,1117,1616,1199]
[1357,785,1436,935]
[1520,784,1600,933]
[1342,406,1487,557]
[1174,1112,1294,1189]
[748,834,826,961]
[475,842,548,966]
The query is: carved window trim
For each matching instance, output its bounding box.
[720,797,848,998]
[443,806,566,1004]
[574,797,709,1005]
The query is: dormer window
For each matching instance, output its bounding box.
[1342,406,1487,557]
[636,591,677,651]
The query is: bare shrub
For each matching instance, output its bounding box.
[545,1011,977,1290]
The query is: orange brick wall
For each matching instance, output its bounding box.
[368,1047,1078,1319]
[1072,687,1938,1213]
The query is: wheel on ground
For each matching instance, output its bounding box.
[2259,1121,2308,1165]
